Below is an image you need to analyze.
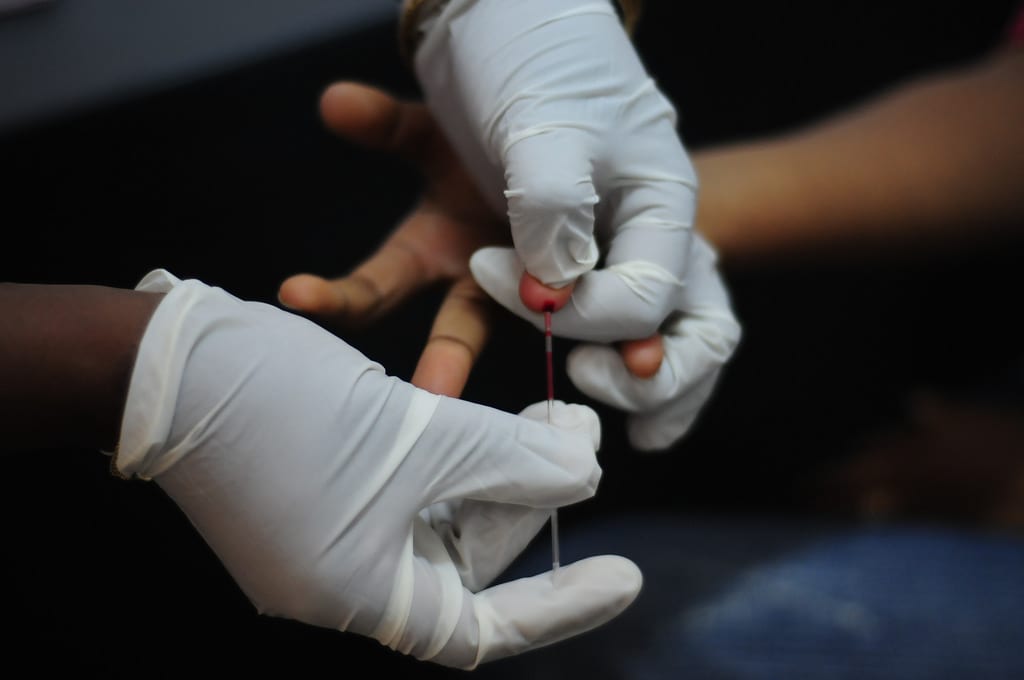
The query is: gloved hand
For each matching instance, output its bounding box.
[414,0,694,300]
[412,0,741,448]
[115,269,641,669]
[471,234,741,451]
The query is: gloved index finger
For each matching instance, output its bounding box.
[503,130,600,287]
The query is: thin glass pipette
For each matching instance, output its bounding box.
[544,306,560,572]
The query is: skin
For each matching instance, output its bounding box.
[0,283,164,450]
[279,83,506,397]
[695,46,1024,265]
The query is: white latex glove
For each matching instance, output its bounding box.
[414,0,695,319]
[114,269,641,669]
[413,0,741,448]
[470,235,741,451]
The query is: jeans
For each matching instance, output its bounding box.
[471,513,1024,680]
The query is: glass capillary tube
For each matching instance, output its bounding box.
[544,307,560,572]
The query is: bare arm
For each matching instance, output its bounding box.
[695,47,1024,265]
[0,283,164,451]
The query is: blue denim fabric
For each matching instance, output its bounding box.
[472,514,1024,680]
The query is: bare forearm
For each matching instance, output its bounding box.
[696,48,1024,264]
[0,283,164,451]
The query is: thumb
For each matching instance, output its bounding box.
[438,555,643,668]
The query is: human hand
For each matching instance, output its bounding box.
[410,0,740,447]
[117,269,642,669]
[279,82,506,397]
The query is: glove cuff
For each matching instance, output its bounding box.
[111,269,217,480]
[398,0,644,67]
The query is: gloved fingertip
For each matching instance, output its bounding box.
[468,555,643,667]
[627,416,692,453]
[552,555,643,608]
[518,401,601,450]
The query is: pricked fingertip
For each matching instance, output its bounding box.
[520,271,574,313]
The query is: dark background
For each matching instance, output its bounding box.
[2,1,1021,676]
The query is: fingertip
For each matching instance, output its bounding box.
[519,271,574,313]
[319,81,362,118]
[278,274,334,312]
[319,80,354,106]
[319,81,394,141]
[621,335,665,379]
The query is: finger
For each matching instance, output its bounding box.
[550,165,696,339]
[602,134,697,279]
[411,277,493,397]
[519,270,574,313]
[384,530,641,669]
[620,334,664,379]
[503,129,599,287]
[278,272,354,315]
[566,342,678,414]
[420,398,602,509]
[597,175,694,307]
[567,307,737,414]
[275,252,410,326]
[449,555,643,668]
[545,170,697,339]
[319,81,440,166]
[626,368,723,451]
[278,212,448,326]
[567,305,739,450]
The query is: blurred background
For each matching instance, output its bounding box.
[2,1,1022,676]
